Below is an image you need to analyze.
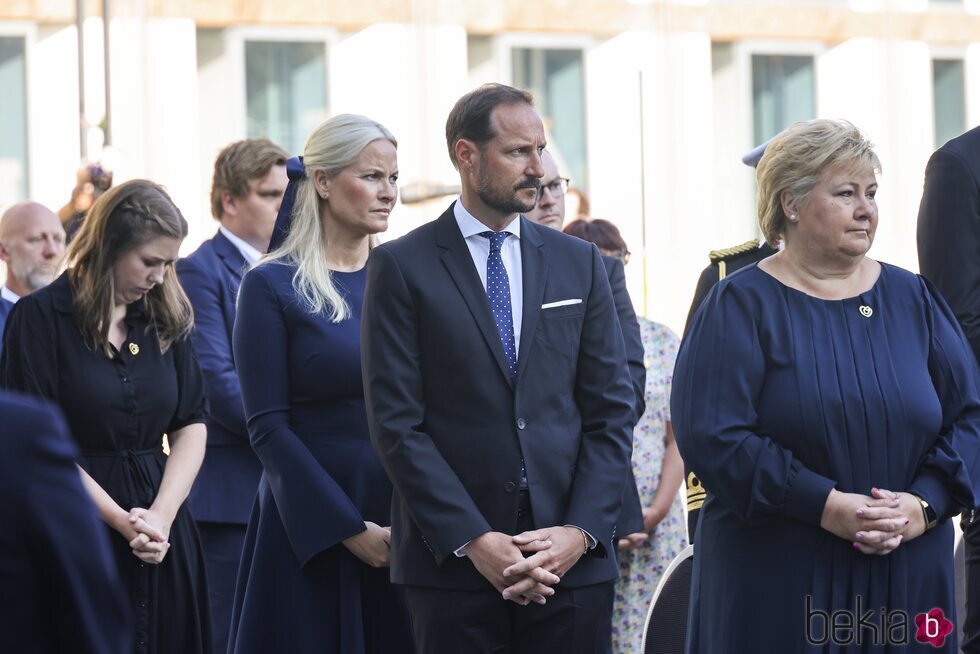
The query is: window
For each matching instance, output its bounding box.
[933,59,966,148]
[512,47,588,191]
[751,54,815,145]
[0,36,27,201]
[244,40,327,156]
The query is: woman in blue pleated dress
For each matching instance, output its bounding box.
[673,119,980,653]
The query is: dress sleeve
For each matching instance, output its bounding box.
[0,295,60,401]
[167,335,208,433]
[671,281,837,526]
[177,257,248,438]
[233,266,365,567]
[907,277,980,521]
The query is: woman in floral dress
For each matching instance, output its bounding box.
[612,316,688,653]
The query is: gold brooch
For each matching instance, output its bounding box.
[129,342,140,356]
[859,306,873,318]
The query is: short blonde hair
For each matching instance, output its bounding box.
[756,119,881,245]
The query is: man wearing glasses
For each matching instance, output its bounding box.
[525,150,648,548]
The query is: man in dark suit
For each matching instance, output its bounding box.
[917,125,980,653]
[524,150,647,545]
[0,390,131,653]
[0,202,65,354]
[362,83,635,653]
[176,138,287,654]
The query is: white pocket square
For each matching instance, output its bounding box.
[541,299,582,309]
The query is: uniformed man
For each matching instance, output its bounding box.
[681,138,779,542]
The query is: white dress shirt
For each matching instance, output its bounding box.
[453,199,523,355]
[219,225,263,267]
[1,285,21,304]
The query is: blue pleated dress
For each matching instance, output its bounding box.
[672,262,980,653]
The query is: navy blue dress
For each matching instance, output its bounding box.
[672,263,980,653]
[228,261,413,654]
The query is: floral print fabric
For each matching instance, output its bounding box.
[611,318,688,654]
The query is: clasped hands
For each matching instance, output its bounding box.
[821,487,927,555]
[465,526,587,606]
[112,506,172,565]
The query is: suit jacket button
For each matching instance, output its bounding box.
[516,418,526,430]
[503,482,516,493]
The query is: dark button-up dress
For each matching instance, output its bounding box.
[0,272,212,654]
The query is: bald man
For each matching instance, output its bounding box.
[0,202,65,353]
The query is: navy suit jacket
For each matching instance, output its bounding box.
[362,205,635,590]
[602,255,645,534]
[918,125,980,364]
[0,391,131,653]
[0,296,14,358]
[177,230,263,524]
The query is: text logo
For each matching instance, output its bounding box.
[805,595,907,646]
[915,609,953,648]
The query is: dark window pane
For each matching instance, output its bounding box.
[752,54,815,146]
[245,41,328,155]
[0,36,28,201]
[933,59,966,148]
[513,47,588,191]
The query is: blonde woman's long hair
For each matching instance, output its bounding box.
[260,114,397,321]
[67,179,193,356]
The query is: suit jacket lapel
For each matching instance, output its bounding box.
[213,231,248,280]
[435,205,515,389]
[517,217,546,382]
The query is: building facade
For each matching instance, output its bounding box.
[2,0,978,332]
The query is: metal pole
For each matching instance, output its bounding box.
[76,0,87,158]
[638,69,648,317]
[102,0,112,146]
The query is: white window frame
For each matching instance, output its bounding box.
[224,26,336,140]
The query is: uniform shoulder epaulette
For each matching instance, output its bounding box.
[708,239,761,263]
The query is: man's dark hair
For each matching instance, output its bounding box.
[445,83,534,169]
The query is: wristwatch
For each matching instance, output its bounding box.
[915,495,938,531]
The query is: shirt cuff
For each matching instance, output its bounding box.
[564,524,597,549]
[454,540,472,557]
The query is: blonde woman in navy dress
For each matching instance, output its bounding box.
[673,119,980,652]
[228,114,414,653]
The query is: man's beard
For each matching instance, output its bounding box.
[475,153,540,215]
[10,259,56,292]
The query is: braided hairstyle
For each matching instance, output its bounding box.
[67,179,193,356]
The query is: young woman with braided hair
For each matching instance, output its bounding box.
[1,179,213,654]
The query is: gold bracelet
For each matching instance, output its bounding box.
[580,528,589,555]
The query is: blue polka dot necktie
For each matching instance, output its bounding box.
[481,230,527,488]
[480,231,517,379]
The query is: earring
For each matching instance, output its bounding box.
[788,214,797,222]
